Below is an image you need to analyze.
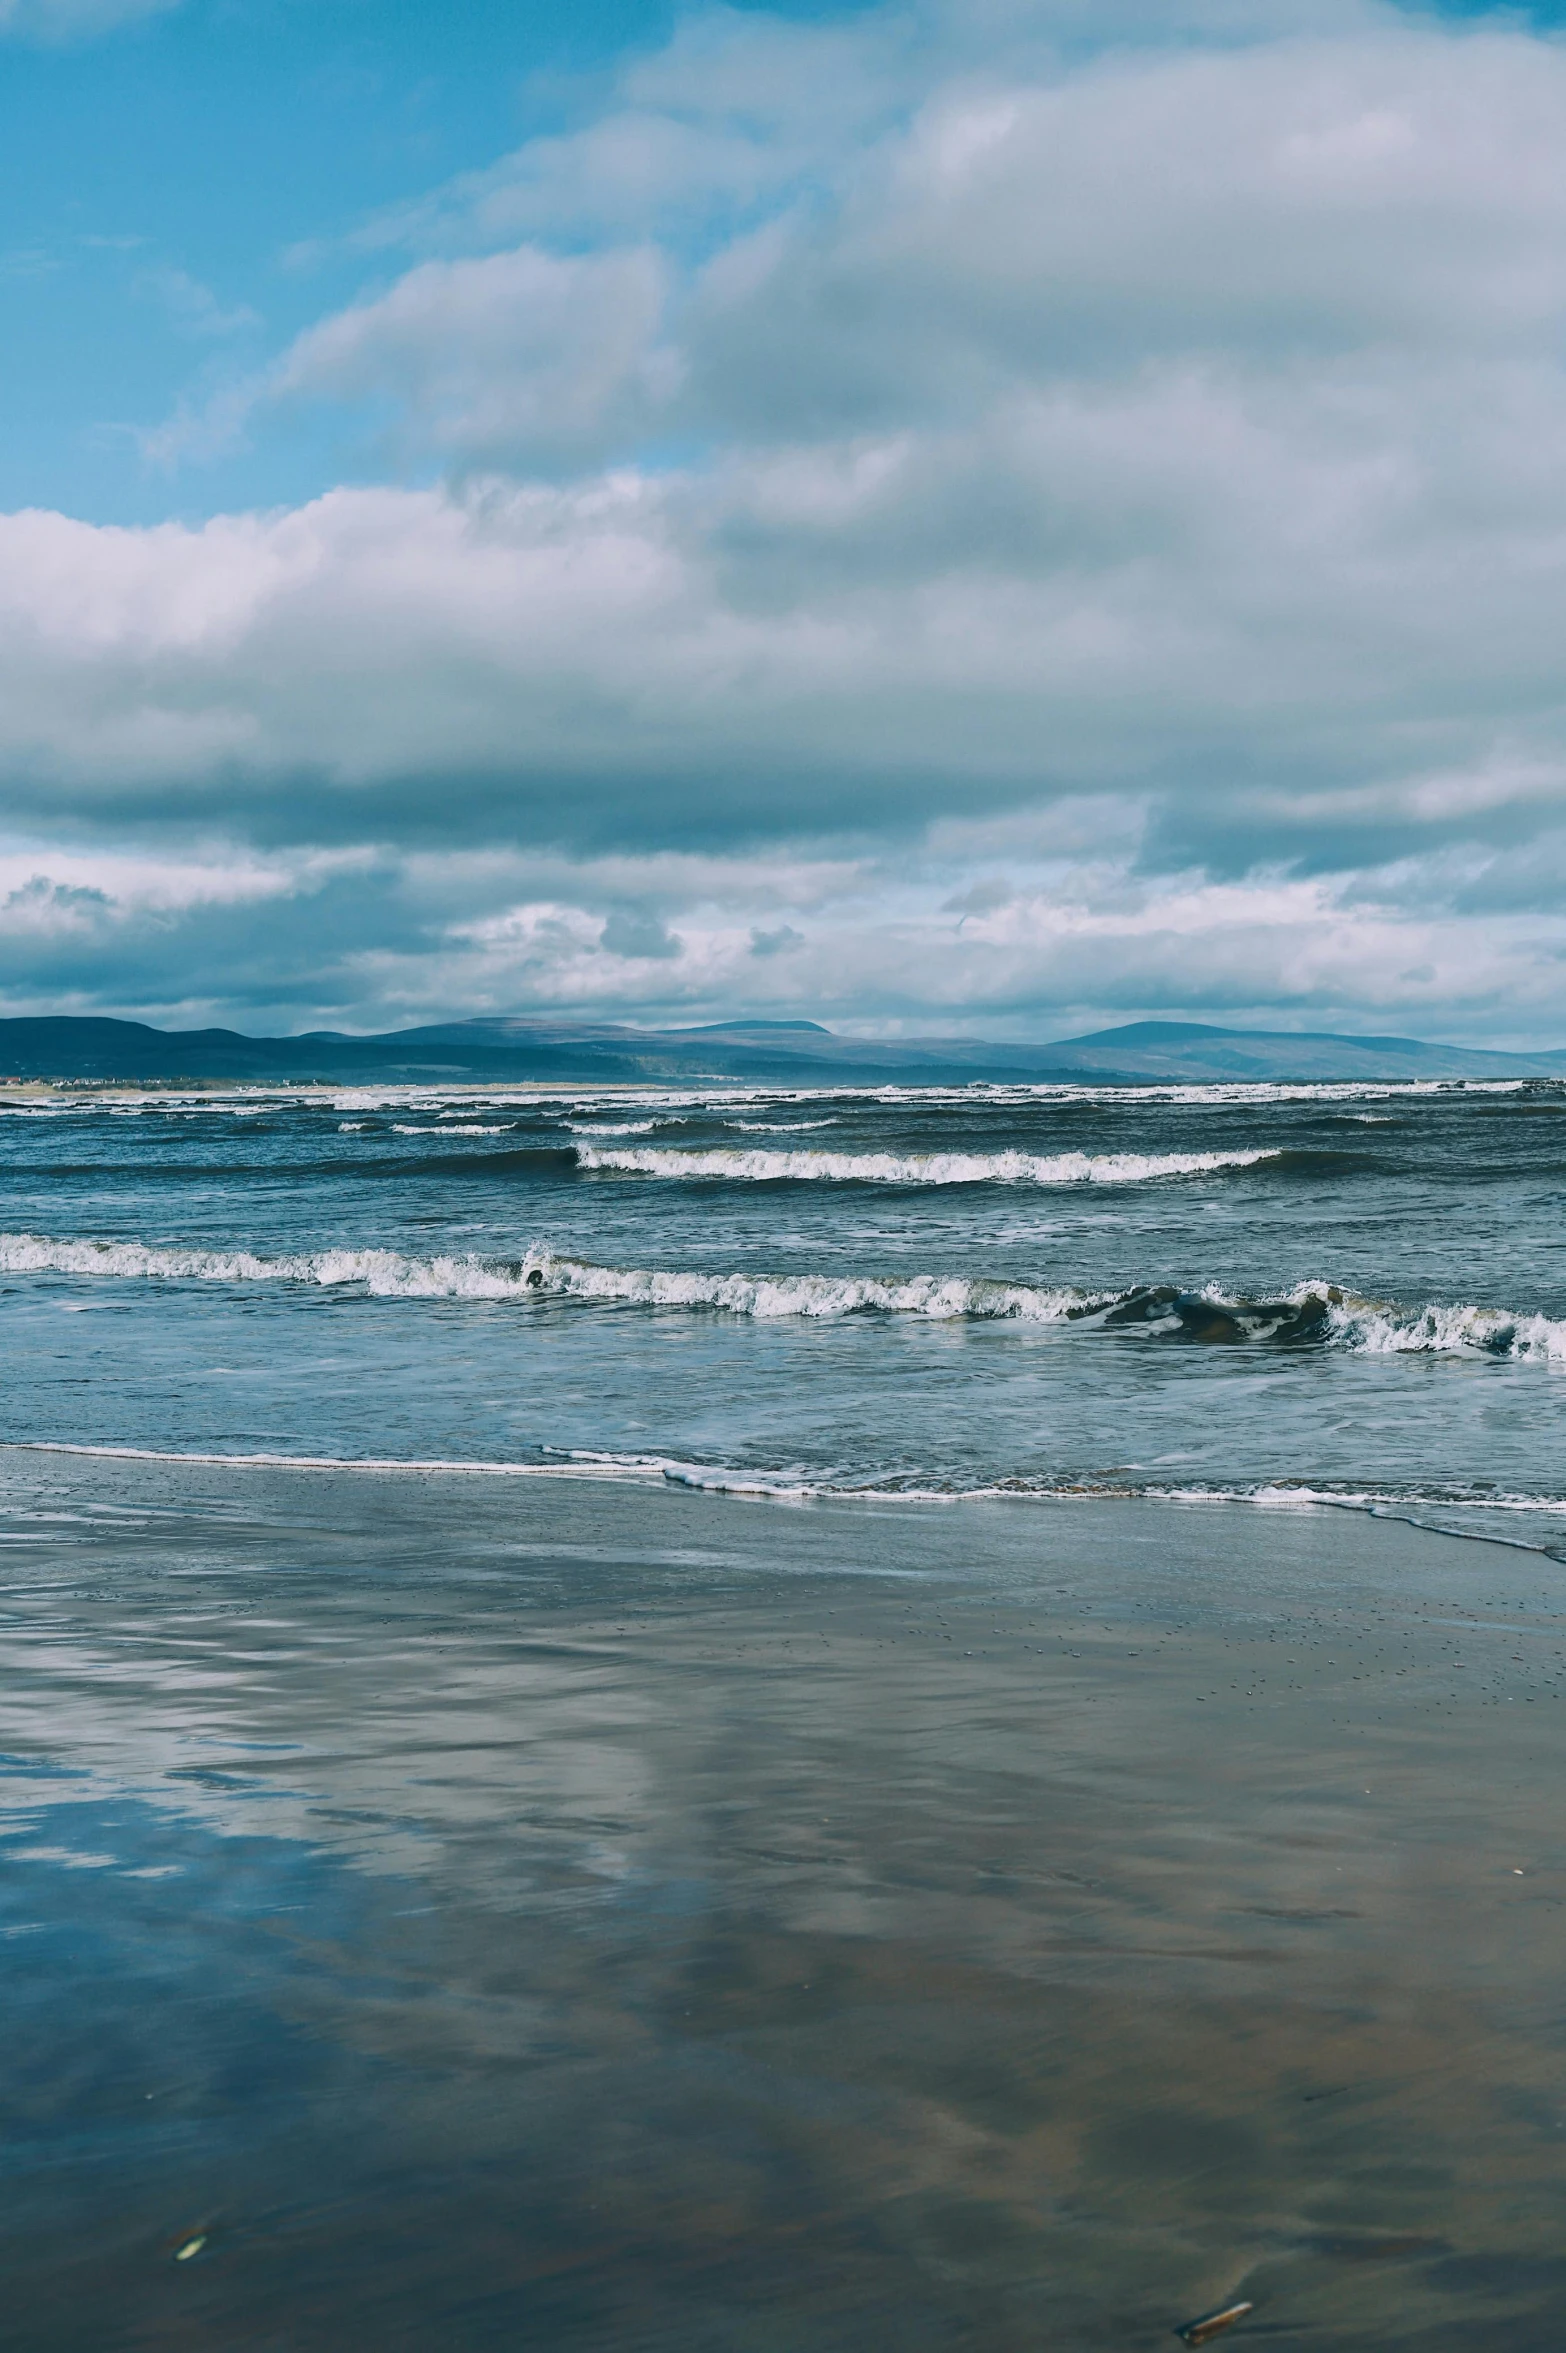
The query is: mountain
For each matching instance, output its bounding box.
[0,1012,1560,1086]
[986,1020,1566,1083]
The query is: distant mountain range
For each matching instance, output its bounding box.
[0,1012,1561,1086]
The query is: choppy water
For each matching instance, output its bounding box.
[3,1073,1566,1552]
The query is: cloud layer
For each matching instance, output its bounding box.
[11,0,1566,1040]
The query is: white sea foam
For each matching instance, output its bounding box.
[7,1073,1554,1125]
[0,1231,1100,1322]
[9,1440,1566,1550]
[1170,1278,1566,1362]
[573,1144,1278,1185]
[530,1258,1095,1320]
[0,1233,537,1298]
[4,1229,1566,1360]
[1321,1290,1566,1362]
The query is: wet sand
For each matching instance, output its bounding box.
[3,1452,1566,2349]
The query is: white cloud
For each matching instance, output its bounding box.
[318,4,926,264]
[10,349,1566,862]
[3,810,1565,1046]
[274,247,674,472]
[19,0,1566,1038]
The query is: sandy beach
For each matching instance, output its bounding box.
[3,1451,1564,2350]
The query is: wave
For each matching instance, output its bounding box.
[6,1077,1556,1128]
[3,1228,1566,1360]
[532,1259,1097,1320]
[0,1232,549,1301]
[645,1459,1566,1513]
[1067,1283,1566,1358]
[0,1230,1098,1320]
[16,1440,1563,1559]
[572,1144,1278,1185]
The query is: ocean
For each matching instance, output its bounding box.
[2,1073,1564,1548]
[9,1075,1566,2349]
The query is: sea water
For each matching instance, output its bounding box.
[9,1077,1566,2348]
[0,1074,1564,1551]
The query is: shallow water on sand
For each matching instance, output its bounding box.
[7,1456,1566,2351]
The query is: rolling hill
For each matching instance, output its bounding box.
[0,1013,1560,1086]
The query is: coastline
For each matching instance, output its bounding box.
[5,1455,1566,2349]
[13,1429,1566,1529]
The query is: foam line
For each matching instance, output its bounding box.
[5,1446,1563,1562]
[4,1230,1566,1357]
[573,1144,1277,1185]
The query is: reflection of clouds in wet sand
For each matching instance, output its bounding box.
[2,1457,1564,2347]
[0,1495,660,1892]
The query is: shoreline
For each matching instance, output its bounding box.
[6,1436,1566,1562]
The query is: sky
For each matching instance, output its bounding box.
[4,0,1566,1043]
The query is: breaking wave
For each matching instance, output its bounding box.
[572,1144,1278,1185]
[0,1232,542,1300]
[2,1229,1566,1358]
[0,1230,1096,1319]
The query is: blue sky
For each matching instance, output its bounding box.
[5,0,1566,1042]
[4,0,1545,526]
[0,0,879,523]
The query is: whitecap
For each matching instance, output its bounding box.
[5,1230,1566,1362]
[573,1143,1278,1186]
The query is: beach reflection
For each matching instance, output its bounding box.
[4,1458,1566,2350]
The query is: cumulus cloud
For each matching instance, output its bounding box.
[14,0,1566,1038]
[600,907,682,960]
[272,247,673,473]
